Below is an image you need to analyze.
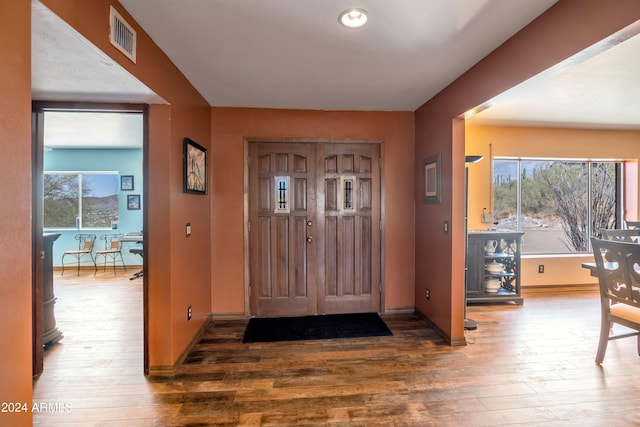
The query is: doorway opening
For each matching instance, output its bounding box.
[32,102,148,377]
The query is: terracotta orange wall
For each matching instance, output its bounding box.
[414,0,640,344]
[210,108,415,315]
[40,0,212,368]
[0,2,33,425]
[466,125,640,287]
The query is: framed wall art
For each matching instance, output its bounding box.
[183,137,207,194]
[127,194,141,210]
[423,154,441,204]
[120,175,134,191]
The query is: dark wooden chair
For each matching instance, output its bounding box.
[590,237,640,364]
[61,233,97,276]
[94,234,127,274]
[600,228,640,243]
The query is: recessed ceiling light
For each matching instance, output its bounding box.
[338,8,368,29]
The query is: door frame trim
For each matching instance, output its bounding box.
[243,137,385,317]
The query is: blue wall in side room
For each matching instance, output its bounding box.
[44,148,143,268]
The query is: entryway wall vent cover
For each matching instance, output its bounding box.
[109,6,137,63]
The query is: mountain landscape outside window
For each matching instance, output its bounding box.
[44,172,119,229]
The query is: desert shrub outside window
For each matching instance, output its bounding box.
[493,159,619,254]
[44,172,119,229]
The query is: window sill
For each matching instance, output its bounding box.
[522,253,593,259]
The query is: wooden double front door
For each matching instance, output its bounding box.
[248,142,381,317]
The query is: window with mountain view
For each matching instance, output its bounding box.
[44,172,119,229]
[493,159,618,254]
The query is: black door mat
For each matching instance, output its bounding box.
[242,312,393,343]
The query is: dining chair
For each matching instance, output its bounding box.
[590,237,640,364]
[94,234,127,274]
[61,234,97,276]
[600,228,640,243]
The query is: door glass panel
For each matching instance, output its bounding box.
[274,176,290,213]
[341,176,356,212]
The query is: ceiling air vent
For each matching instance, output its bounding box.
[109,6,136,63]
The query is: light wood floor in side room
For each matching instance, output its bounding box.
[33,272,640,426]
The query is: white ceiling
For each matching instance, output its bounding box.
[469,26,640,129]
[31,0,640,150]
[118,0,560,111]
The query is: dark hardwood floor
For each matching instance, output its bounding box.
[33,272,640,426]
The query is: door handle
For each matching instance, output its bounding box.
[306,236,313,243]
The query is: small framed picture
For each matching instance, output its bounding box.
[423,154,441,204]
[183,137,207,194]
[120,175,134,191]
[127,194,141,210]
